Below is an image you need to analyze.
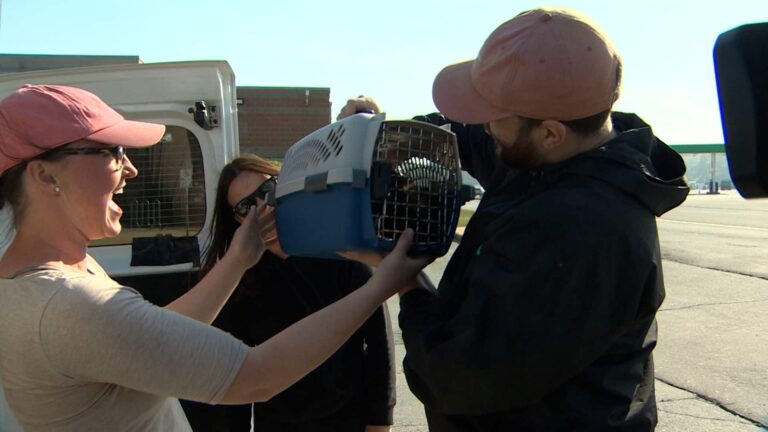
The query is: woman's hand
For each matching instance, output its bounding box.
[226,203,273,271]
[336,95,382,120]
[165,203,273,323]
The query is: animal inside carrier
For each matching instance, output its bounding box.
[274,113,463,258]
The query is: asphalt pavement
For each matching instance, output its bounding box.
[387,191,768,431]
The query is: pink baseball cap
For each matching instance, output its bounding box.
[0,84,166,173]
[433,8,621,123]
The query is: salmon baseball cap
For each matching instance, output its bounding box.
[0,84,166,173]
[433,8,621,123]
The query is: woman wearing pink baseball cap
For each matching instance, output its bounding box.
[0,84,430,431]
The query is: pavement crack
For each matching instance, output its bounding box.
[658,407,756,425]
[660,298,768,311]
[659,396,698,402]
[656,377,768,429]
[662,256,768,281]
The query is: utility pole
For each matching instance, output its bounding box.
[708,153,719,194]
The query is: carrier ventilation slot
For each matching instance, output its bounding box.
[281,124,346,179]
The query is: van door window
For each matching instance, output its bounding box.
[90,126,205,246]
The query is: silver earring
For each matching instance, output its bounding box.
[54,185,60,193]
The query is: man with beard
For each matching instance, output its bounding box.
[340,7,690,431]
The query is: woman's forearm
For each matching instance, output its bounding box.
[220,229,431,404]
[165,205,265,323]
[164,253,246,323]
[220,274,392,404]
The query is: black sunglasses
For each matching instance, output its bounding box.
[232,175,277,217]
[53,146,126,166]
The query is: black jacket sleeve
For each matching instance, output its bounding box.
[347,263,396,425]
[399,190,661,414]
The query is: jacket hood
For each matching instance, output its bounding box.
[551,112,689,216]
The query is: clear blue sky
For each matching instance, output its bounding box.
[1,0,766,144]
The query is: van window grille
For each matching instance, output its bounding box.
[90,126,206,246]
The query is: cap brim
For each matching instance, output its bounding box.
[87,119,166,148]
[432,60,512,124]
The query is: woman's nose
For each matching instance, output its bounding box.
[122,155,138,179]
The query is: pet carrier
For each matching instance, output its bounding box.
[274,113,463,258]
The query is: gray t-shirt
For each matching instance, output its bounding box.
[0,259,249,431]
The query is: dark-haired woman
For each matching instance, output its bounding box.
[182,154,395,432]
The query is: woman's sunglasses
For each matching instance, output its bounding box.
[232,175,277,217]
[47,145,126,167]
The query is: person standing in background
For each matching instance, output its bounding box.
[182,154,395,432]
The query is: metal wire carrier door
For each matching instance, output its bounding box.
[370,120,461,254]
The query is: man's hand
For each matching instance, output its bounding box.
[336,95,382,120]
[365,425,391,432]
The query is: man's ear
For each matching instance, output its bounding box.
[539,120,568,149]
[25,160,60,194]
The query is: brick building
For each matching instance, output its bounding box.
[237,86,331,159]
[0,54,331,159]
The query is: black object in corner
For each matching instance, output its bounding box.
[714,23,768,198]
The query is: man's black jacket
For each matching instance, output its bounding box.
[399,113,689,431]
